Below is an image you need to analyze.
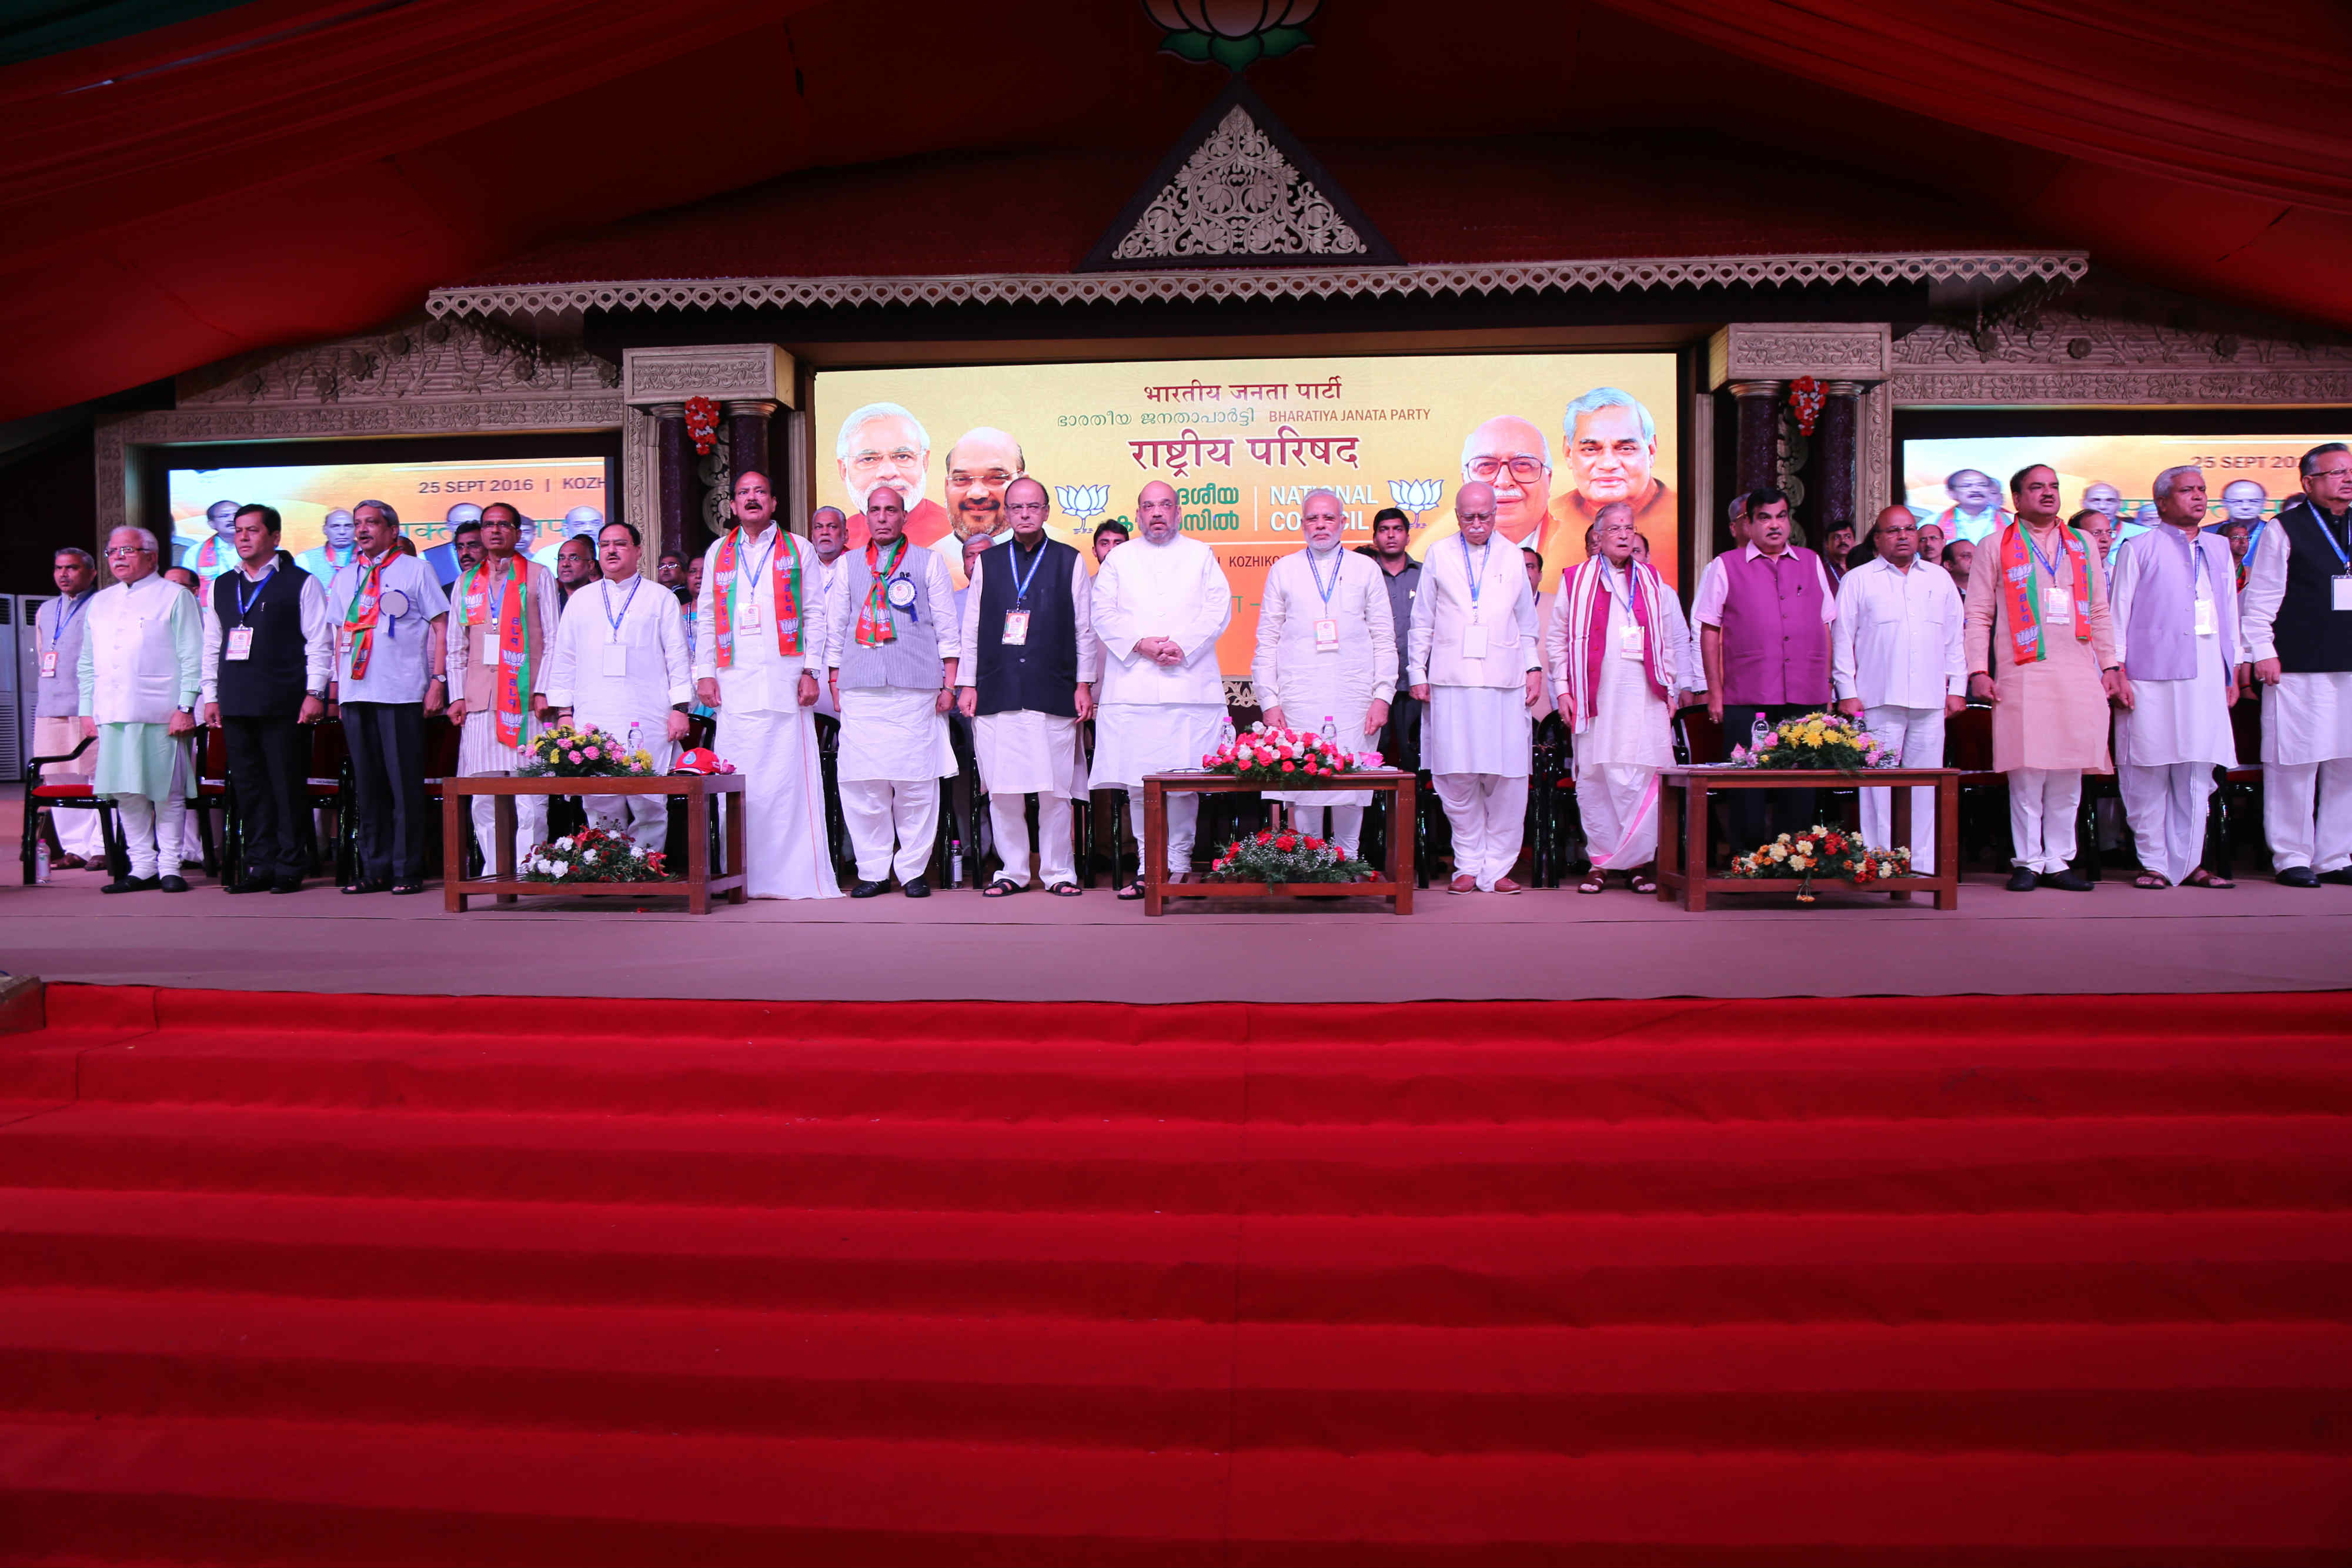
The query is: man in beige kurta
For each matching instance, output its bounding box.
[1965,463,2123,892]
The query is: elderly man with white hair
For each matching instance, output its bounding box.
[838,400,950,550]
[1252,487,1395,859]
[296,508,360,580]
[1415,415,1553,561]
[79,526,202,892]
[1410,480,1542,894]
[1544,387,1676,591]
[2240,441,2352,887]
[1090,480,1233,898]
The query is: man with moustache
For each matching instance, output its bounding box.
[1090,480,1233,898]
[838,401,950,550]
[327,500,449,894]
[423,503,483,587]
[81,527,203,893]
[1092,519,1130,564]
[2239,442,2352,888]
[806,506,851,721]
[179,499,241,581]
[1359,506,1424,768]
[1544,387,1677,590]
[446,500,562,872]
[296,508,361,580]
[958,478,1099,896]
[1415,415,1554,564]
[554,533,599,608]
[1409,481,1542,894]
[1833,505,1966,875]
[1932,469,2012,544]
[694,469,838,900]
[543,521,692,854]
[2082,482,2126,528]
[941,427,1023,587]
[30,547,103,870]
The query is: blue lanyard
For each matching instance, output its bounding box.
[234,567,275,621]
[1004,538,1046,607]
[46,591,88,651]
[600,576,642,638]
[1306,546,1342,608]
[2306,504,2352,572]
[1460,536,1489,609]
[2023,526,2070,584]
[737,529,775,610]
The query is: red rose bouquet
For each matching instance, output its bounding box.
[1200,723,1375,781]
[1209,828,1376,885]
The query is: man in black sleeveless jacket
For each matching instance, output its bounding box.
[2240,442,2352,887]
[201,504,333,892]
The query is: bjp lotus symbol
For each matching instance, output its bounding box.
[1056,484,1110,522]
[1142,0,1321,71]
[1388,479,1443,519]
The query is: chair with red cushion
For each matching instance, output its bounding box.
[22,734,124,881]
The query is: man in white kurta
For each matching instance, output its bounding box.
[1545,503,1677,888]
[695,470,839,900]
[824,485,959,895]
[1251,488,1395,858]
[1408,481,1542,894]
[957,479,1099,894]
[2240,442,2352,886]
[542,521,692,853]
[1090,481,1235,894]
[808,506,849,722]
[446,501,562,871]
[2109,467,2240,888]
[1833,505,1965,872]
[32,547,103,867]
[79,527,202,891]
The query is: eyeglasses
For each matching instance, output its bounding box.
[1466,456,1548,484]
[103,546,149,557]
[949,470,1018,489]
[2311,467,2352,482]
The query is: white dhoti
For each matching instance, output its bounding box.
[719,704,840,899]
[1428,685,1532,889]
[2261,671,2352,874]
[458,710,546,870]
[1566,625,1673,874]
[1091,701,1226,876]
[1859,703,1946,873]
[32,716,102,860]
[975,710,1085,887]
[1573,765,1660,871]
[2007,766,2083,874]
[2115,634,2234,886]
[2117,761,2215,885]
[838,686,955,886]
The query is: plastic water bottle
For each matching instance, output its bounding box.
[1218,716,1237,750]
[33,836,50,885]
[1321,716,1338,744]
[1749,712,1772,750]
[950,838,964,884]
[626,721,643,757]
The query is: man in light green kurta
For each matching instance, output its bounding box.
[79,526,202,892]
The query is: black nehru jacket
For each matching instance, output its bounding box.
[211,563,314,717]
[2271,499,2352,674]
[973,535,1080,718]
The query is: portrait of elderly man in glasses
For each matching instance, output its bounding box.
[839,400,951,553]
[1414,414,1556,567]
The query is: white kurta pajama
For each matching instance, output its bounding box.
[1088,531,1235,877]
[1544,558,1678,873]
[2109,528,2239,885]
[78,573,202,880]
[542,574,693,852]
[446,559,562,870]
[2240,511,2352,875]
[694,526,841,900]
[956,547,1100,888]
[1409,535,1540,890]
[1832,555,1966,872]
[1250,544,1396,855]
[825,547,959,887]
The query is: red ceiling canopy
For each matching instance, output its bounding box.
[1,0,2346,422]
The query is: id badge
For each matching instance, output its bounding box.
[739,596,761,627]
[1619,623,1645,660]
[1461,624,1488,659]
[38,650,57,679]
[1314,617,1338,652]
[2194,596,2216,637]
[2335,575,2352,612]
[2045,594,2071,626]
[602,644,628,677]
[225,626,255,661]
[1001,610,1030,646]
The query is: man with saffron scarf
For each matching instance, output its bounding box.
[1965,464,2124,892]
[326,500,448,894]
[1546,502,1676,894]
[694,471,840,900]
[446,500,560,872]
[1835,505,1966,874]
[824,484,959,897]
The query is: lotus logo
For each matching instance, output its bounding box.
[1056,484,1110,521]
[1142,0,1320,71]
[1388,479,1442,516]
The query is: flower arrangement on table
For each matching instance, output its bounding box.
[1727,825,1910,902]
[1200,723,1379,781]
[1728,710,1899,773]
[517,723,659,780]
[521,827,670,884]
[1209,829,1376,885]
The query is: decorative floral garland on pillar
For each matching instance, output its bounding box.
[683,396,720,456]
[1786,376,1825,437]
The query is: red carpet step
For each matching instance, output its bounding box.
[1,985,2347,1564]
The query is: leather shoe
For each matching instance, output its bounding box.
[271,878,303,895]
[2317,868,2352,887]
[2044,868,2095,892]
[2004,867,2039,892]
[224,878,266,894]
[901,878,932,898]
[343,879,389,895]
[2277,865,2321,888]
[850,879,890,898]
[102,875,159,894]
[158,874,189,893]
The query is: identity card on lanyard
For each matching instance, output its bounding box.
[1308,547,1342,652]
[1459,536,1489,659]
[2191,544,2216,637]
[2316,510,2352,611]
[40,593,86,678]
[602,576,640,676]
[226,568,273,661]
[1001,542,1044,647]
[2027,529,2070,624]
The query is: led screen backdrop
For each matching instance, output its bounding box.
[1900,434,2326,546]
[814,353,1679,676]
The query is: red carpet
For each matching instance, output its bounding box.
[0,986,2347,1565]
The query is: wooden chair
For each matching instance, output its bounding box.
[419,716,466,878]
[306,718,352,884]
[192,725,238,887]
[21,734,123,881]
[1944,702,2004,870]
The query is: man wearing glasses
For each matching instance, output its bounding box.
[940,427,1025,586]
[1414,414,1556,567]
[837,401,949,552]
[2240,441,2352,887]
[1544,387,1676,593]
[79,527,202,892]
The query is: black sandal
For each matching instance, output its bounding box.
[1116,878,1146,901]
[1576,872,1608,895]
[1047,882,1084,897]
[983,877,1023,898]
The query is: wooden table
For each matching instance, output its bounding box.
[442,773,746,913]
[1141,769,1416,916]
[1655,765,1960,911]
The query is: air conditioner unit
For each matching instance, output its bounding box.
[0,595,29,782]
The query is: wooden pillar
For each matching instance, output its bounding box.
[1729,381,1783,499]
[654,403,691,563]
[724,400,777,499]
[1816,381,1861,537]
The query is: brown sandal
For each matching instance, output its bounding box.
[2133,871,2171,889]
[2181,867,2235,889]
[1576,872,1608,894]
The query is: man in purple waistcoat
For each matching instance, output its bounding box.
[2108,464,2240,889]
[1693,487,1839,849]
